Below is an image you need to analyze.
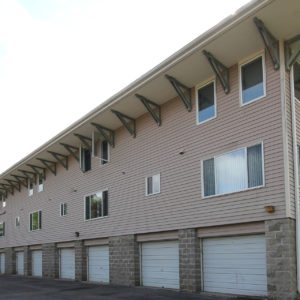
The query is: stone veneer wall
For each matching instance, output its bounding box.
[5,247,15,274]
[109,235,140,286]
[265,218,297,300]
[179,228,201,292]
[23,246,31,276]
[42,243,59,278]
[75,240,87,281]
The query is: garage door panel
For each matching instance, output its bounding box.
[32,251,42,277]
[203,235,267,296]
[60,248,75,279]
[142,241,179,289]
[88,246,109,283]
[0,253,5,273]
[16,252,24,275]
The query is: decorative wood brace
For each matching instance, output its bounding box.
[26,164,46,180]
[74,134,93,151]
[47,151,68,170]
[111,110,136,138]
[36,158,57,176]
[60,143,79,162]
[91,123,115,148]
[11,175,28,188]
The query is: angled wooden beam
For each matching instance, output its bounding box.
[26,164,46,180]
[60,143,79,162]
[74,134,92,151]
[254,17,279,70]
[47,151,68,170]
[202,50,230,94]
[111,110,136,138]
[135,94,161,126]
[5,179,20,192]
[36,158,56,176]
[11,175,28,188]
[18,169,37,182]
[0,184,13,195]
[165,75,192,111]
[91,123,115,148]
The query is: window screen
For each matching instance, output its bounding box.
[198,82,215,123]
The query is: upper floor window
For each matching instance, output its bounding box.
[80,146,91,172]
[196,80,216,124]
[38,175,43,192]
[29,211,42,231]
[0,222,5,237]
[60,203,67,216]
[294,61,300,101]
[2,194,6,208]
[85,190,108,220]
[100,140,109,165]
[146,174,160,196]
[28,179,34,196]
[15,217,20,227]
[202,143,264,197]
[240,54,265,105]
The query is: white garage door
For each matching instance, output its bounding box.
[88,246,109,283]
[0,253,5,273]
[16,252,24,275]
[203,234,267,296]
[142,240,179,289]
[60,248,75,279]
[32,250,42,277]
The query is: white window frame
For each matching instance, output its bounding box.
[60,203,67,216]
[15,216,20,227]
[100,140,110,165]
[196,78,217,125]
[145,173,161,196]
[84,189,108,221]
[239,51,266,106]
[28,180,34,197]
[201,142,265,199]
[2,194,6,208]
[38,175,44,193]
[29,210,42,232]
[0,222,4,237]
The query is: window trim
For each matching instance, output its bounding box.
[28,180,34,197]
[29,210,42,232]
[84,189,108,222]
[100,140,110,165]
[201,141,265,199]
[239,51,266,106]
[195,78,217,125]
[145,173,161,196]
[15,216,20,227]
[60,203,67,217]
[0,222,5,237]
[38,175,44,193]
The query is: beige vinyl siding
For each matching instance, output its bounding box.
[0,53,287,248]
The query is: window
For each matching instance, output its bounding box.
[85,190,108,220]
[240,55,265,104]
[80,146,91,172]
[28,180,33,196]
[0,222,5,237]
[38,175,43,192]
[146,174,160,196]
[60,203,67,216]
[100,140,109,165]
[294,61,300,101]
[15,217,20,227]
[2,194,6,208]
[298,145,300,185]
[197,81,216,124]
[202,143,264,197]
[29,211,42,231]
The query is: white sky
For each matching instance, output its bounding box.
[0,0,250,174]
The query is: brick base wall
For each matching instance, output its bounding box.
[265,218,297,300]
[109,234,140,286]
[42,243,59,278]
[5,247,15,274]
[75,240,87,281]
[23,246,31,276]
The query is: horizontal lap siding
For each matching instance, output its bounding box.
[0,53,286,247]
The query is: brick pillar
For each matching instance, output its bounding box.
[24,246,32,276]
[265,218,297,300]
[5,247,15,274]
[75,240,87,281]
[178,228,201,292]
[109,234,140,286]
[42,243,59,278]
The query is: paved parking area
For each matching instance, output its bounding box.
[0,275,266,300]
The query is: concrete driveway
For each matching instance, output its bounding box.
[0,275,266,300]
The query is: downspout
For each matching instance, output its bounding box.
[290,61,300,293]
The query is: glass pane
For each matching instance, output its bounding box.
[84,149,91,171]
[147,177,153,195]
[85,197,90,220]
[216,149,247,194]
[247,144,263,188]
[153,174,160,194]
[242,57,264,103]
[0,223,3,236]
[198,82,215,122]
[103,191,108,216]
[90,192,102,219]
[203,158,215,196]
[32,212,39,230]
[101,141,108,164]
[294,61,300,100]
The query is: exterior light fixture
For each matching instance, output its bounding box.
[265,206,275,213]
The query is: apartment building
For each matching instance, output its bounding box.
[0,0,299,299]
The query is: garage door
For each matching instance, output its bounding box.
[142,240,179,289]
[203,234,267,296]
[88,246,109,283]
[0,253,5,273]
[60,248,75,279]
[32,250,42,277]
[16,252,24,275]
